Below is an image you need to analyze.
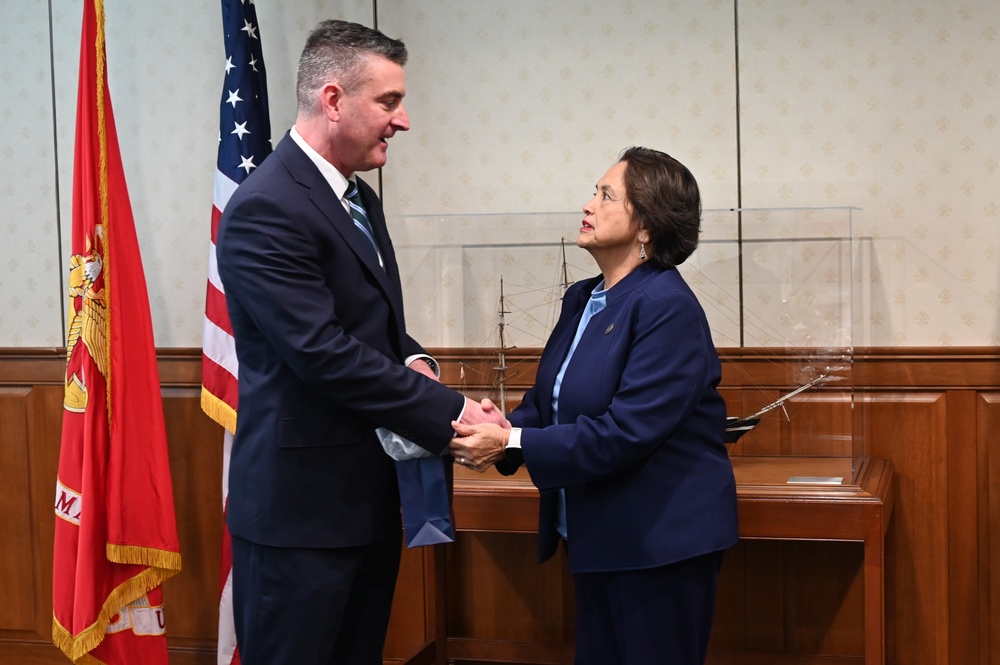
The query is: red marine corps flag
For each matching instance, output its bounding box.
[52,0,182,662]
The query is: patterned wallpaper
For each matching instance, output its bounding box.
[737,0,1000,346]
[2,1,998,348]
[2,1,62,346]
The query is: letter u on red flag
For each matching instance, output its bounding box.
[52,1,182,663]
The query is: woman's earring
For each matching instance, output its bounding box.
[639,241,647,261]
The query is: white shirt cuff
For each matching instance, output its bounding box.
[405,354,440,377]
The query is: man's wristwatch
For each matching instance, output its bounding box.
[503,428,524,465]
[404,353,440,377]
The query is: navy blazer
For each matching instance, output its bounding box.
[510,263,738,573]
[216,133,465,549]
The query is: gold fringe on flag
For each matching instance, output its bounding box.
[201,387,238,434]
[52,564,177,663]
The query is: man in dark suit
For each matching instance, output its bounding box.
[216,20,505,665]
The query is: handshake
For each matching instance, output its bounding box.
[450,397,513,473]
[405,360,517,473]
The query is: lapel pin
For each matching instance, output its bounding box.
[605,323,614,334]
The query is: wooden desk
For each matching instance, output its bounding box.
[408,457,894,665]
[730,457,895,664]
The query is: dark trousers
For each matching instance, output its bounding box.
[572,550,725,665]
[231,534,402,665]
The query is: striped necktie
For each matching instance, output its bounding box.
[345,181,381,264]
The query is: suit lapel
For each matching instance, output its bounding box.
[534,279,595,423]
[275,137,394,294]
[316,185,392,289]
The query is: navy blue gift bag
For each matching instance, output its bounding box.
[395,456,455,547]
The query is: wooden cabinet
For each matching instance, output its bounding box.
[731,457,894,664]
[407,457,894,665]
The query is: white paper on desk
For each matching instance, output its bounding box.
[786,476,844,485]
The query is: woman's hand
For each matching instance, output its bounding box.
[450,420,509,472]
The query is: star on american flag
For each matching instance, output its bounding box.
[217,4,271,181]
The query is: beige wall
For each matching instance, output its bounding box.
[2,0,998,348]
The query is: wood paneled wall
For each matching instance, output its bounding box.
[0,348,996,665]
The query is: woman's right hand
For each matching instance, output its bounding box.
[450,420,508,472]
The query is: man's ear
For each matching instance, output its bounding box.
[320,83,343,121]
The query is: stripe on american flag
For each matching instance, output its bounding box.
[202,1,272,663]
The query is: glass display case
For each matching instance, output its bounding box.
[689,207,870,486]
[391,206,869,484]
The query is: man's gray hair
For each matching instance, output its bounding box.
[296,19,407,113]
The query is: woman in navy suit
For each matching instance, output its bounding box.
[451,147,738,665]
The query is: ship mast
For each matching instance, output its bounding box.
[494,278,510,413]
[560,238,571,292]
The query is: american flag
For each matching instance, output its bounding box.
[201,1,271,663]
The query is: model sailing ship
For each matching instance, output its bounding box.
[486,239,576,414]
[722,372,842,443]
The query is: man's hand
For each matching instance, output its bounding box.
[479,397,505,419]
[450,420,508,472]
[460,397,510,428]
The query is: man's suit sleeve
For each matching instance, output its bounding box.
[218,186,464,452]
